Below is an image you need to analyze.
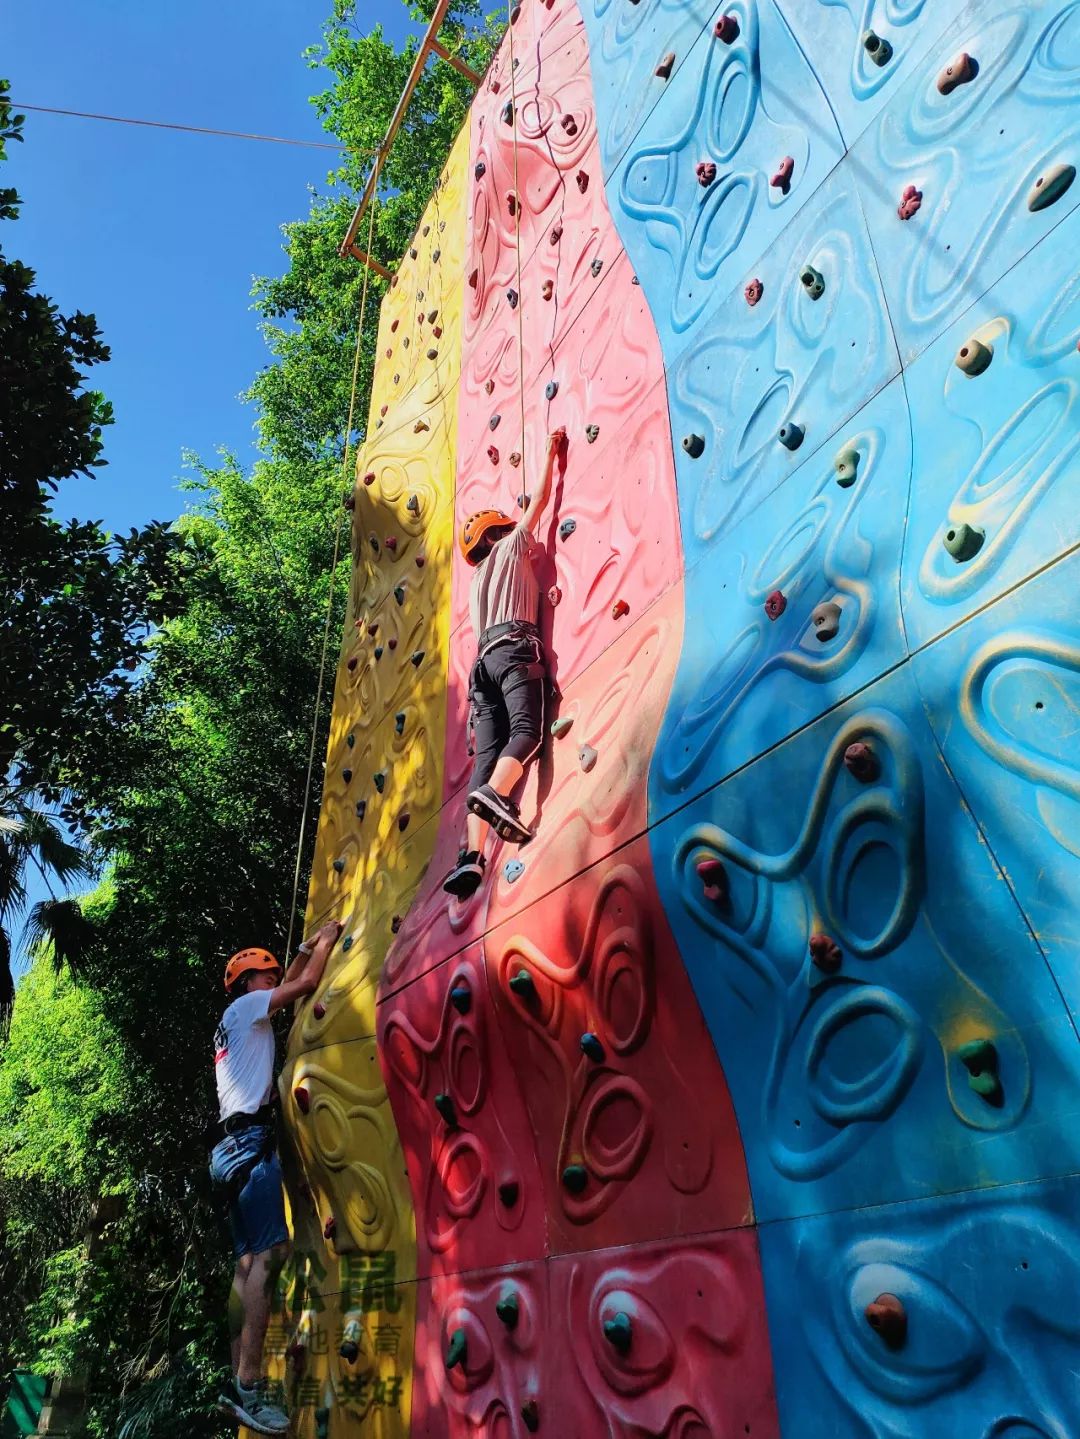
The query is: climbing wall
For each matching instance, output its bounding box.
[286,0,1080,1434]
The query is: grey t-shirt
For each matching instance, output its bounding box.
[469,522,541,639]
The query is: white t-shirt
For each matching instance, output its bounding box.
[214,990,275,1121]
[469,522,541,638]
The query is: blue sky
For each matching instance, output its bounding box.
[5,0,421,535]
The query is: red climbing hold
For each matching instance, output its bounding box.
[612,599,630,620]
[898,184,923,220]
[548,586,562,606]
[313,1001,326,1019]
[696,161,717,187]
[323,1216,337,1241]
[745,278,764,307]
[488,445,500,464]
[363,471,375,486]
[844,741,881,783]
[509,452,522,467]
[655,52,675,79]
[391,319,399,332]
[485,379,496,395]
[294,1085,311,1115]
[937,52,976,95]
[542,279,554,300]
[550,223,563,244]
[576,170,589,193]
[507,191,519,217]
[865,1293,907,1349]
[809,934,842,974]
[771,156,794,195]
[368,623,379,637]
[415,553,426,568]
[765,590,786,621]
[696,857,728,903]
[385,536,398,552]
[560,113,578,136]
[714,12,739,42]
[469,268,479,289]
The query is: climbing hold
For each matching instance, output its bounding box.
[551,716,573,738]
[580,1032,605,1063]
[398,811,410,832]
[800,264,825,300]
[509,452,522,467]
[863,29,893,66]
[585,424,600,443]
[346,734,355,749]
[363,471,375,486]
[410,248,418,260]
[315,1407,330,1439]
[682,433,705,458]
[369,533,380,553]
[714,12,739,42]
[333,858,346,874]
[561,113,578,136]
[955,337,992,376]
[496,1290,520,1329]
[550,223,563,244]
[347,657,358,673]
[546,380,559,400]
[489,414,501,432]
[548,585,562,605]
[957,1038,1003,1104]
[542,279,554,301]
[696,857,727,903]
[343,492,355,511]
[395,712,406,736]
[576,170,589,194]
[390,319,399,333]
[313,1001,326,1020]
[591,257,604,277]
[474,160,486,181]
[632,274,640,285]
[469,268,479,289]
[434,1092,457,1127]
[497,1181,519,1208]
[943,522,985,562]
[579,745,598,772]
[745,278,763,307]
[484,379,496,397]
[865,1294,907,1349]
[422,225,429,237]
[603,1312,633,1354]
[515,493,531,510]
[809,933,842,974]
[521,1399,540,1433]
[432,249,441,263]
[765,590,787,621]
[413,419,430,434]
[390,915,402,934]
[342,767,353,783]
[487,445,500,465]
[373,646,383,660]
[507,289,519,309]
[1028,163,1075,212]
[406,493,420,515]
[504,858,525,884]
[509,969,537,1001]
[655,51,675,79]
[433,325,443,339]
[294,1084,311,1114]
[355,801,366,821]
[450,985,471,1015]
[937,52,976,94]
[445,1329,468,1371]
[811,601,842,642]
[844,741,880,783]
[771,156,794,195]
[507,191,519,218]
[559,518,577,540]
[696,160,717,188]
[562,1163,588,1193]
[897,184,923,220]
[339,1319,361,1364]
[368,622,379,638]
[834,447,860,487]
[414,552,426,570]
[384,536,397,552]
[502,100,515,126]
[394,584,405,605]
[373,771,386,793]
[612,599,630,620]
[426,348,438,361]
[779,422,805,451]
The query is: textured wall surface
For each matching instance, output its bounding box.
[278,0,1080,1433]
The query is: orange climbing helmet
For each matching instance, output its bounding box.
[460,510,514,565]
[224,948,281,994]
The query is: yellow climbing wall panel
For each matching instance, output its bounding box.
[260,123,471,1439]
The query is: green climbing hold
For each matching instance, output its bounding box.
[342,935,353,951]
[495,1290,520,1329]
[333,858,345,874]
[943,522,984,562]
[434,1092,458,1127]
[550,716,574,738]
[509,969,537,1000]
[347,733,355,748]
[315,1407,330,1439]
[580,1032,605,1062]
[603,1311,633,1353]
[834,447,860,487]
[863,28,893,66]
[395,712,406,735]
[445,1328,467,1370]
[1028,162,1075,213]
[449,985,471,1014]
[394,585,406,605]
[562,1162,588,1194]
[957,1038,1003,1104]
[374,771,387,793]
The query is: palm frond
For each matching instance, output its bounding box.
[0,926,13,1021]
[20,811,94,886]
[21,897,98,977]
[0,837,29,920]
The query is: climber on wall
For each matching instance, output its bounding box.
[443,426,567,899]
[209,920,342,1435]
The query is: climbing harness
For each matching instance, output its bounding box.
[285,151,383,959]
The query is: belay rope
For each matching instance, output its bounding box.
[506,0,528,514]
[285,151,382,960]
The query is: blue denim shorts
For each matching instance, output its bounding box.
[209,1125,288,1259]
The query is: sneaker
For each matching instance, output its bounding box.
[217,1378,289,1434]
[443,849,486,898]
[466,784,532,842]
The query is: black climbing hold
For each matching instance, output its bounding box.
[333,858,345,874]
[407,493,420,514]
[521,1399,539,1433]
[559,518,577,540]
[546,380,559,400]
[779,422,805,452]
[490,413,501,430]
[445,1329,467,1371]
[800,264,825,300]
[496,1290,520,1329]
[631,275,640,285]
[509,969,537,1000]
[580,1032,605,1062]
[342,768,353,783]
[475,161,486,180]
[395,712,406,736]
[450,985,472,1014]
[586,424,600,443]
[347,733,355,748]
[591,258,603,277]
[373,645,383,660]
[507,288,519,309]
[863,29,893,66]
[434,1092,458,1127]
[394,584,406,605]
[426,348,438,360]
[373,771,387,793]
[562,1163,588,1193]
[355,801,366,820]
[502,100,515,125]
[411,650,425,667]
[369,533,380,552]
[682,433,705,458]
[603,1312,633,1353]
[498,1180,519,1207]
[432,249,441,262]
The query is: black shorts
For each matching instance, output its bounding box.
[468,626,547,789]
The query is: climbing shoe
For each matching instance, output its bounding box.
[443,850,486,899]
[217,1378,289,1434]
[466,784,533,844]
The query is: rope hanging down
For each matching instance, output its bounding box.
[506,3,529,514]
[285,153,383,958]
